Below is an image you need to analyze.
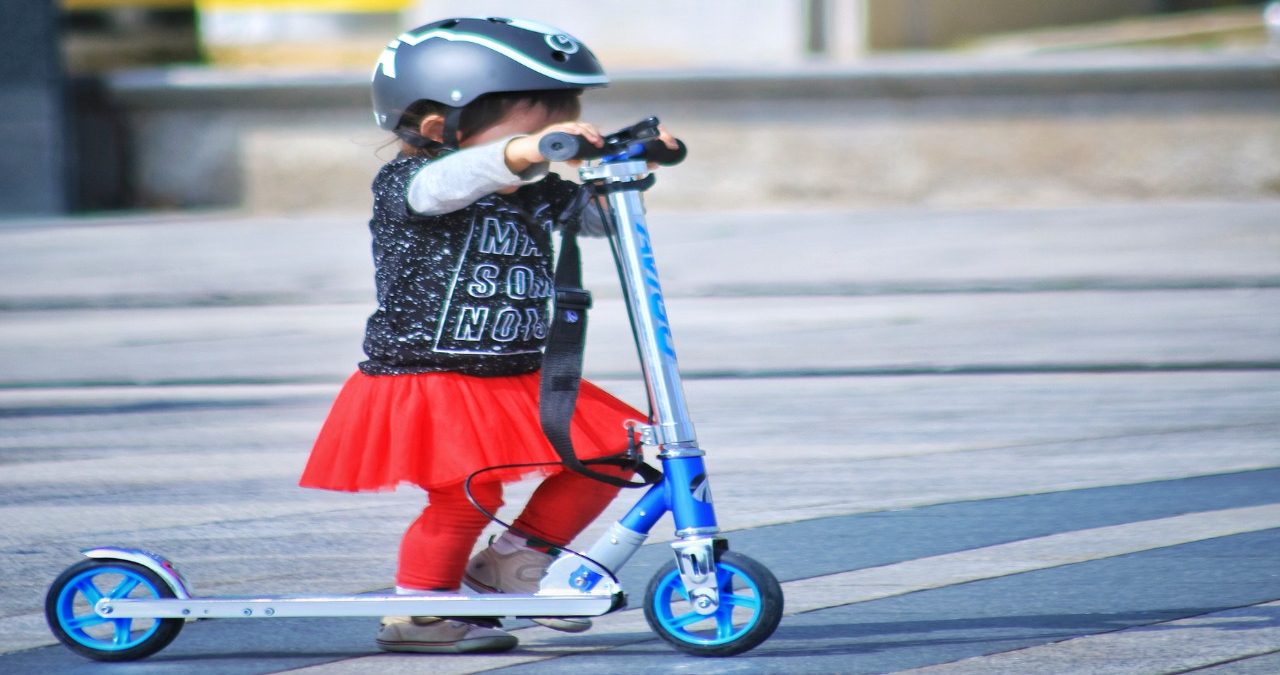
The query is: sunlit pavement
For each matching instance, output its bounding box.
[1,200,1278,673]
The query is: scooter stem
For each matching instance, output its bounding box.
[574,157,723,613]
[580,160,699,454]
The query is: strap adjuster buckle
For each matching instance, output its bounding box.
[555,288,593,310]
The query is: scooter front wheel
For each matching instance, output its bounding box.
[45,559,184,661]
[643,550,783,657]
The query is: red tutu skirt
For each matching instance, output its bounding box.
[299,371,646,492]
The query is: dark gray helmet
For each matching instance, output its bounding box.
[371,17,609,131]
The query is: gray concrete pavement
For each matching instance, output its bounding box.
[2,201,1277,386]
[0,199,1278,673]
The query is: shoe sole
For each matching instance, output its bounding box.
[463,575,593,634]
[532,616,592,633]
[461,573,503,594]
[376,635,518,654]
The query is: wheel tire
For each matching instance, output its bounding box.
[643,550,783,657]
[45,559,184,662]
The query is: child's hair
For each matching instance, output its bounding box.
[397,89,583,157]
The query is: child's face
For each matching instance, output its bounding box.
[460,102,575,148]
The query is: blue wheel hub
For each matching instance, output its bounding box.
[55,565,164,652]
[651,561,764,645]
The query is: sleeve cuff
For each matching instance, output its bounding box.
[499,135,550,184]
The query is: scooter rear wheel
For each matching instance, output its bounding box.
[45,559,184,661]
[643,550,783,656]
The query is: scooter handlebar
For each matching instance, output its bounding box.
[539,133,688,166]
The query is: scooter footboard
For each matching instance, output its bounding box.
[99,592,619,619]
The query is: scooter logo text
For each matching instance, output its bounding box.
[634,220,676,358]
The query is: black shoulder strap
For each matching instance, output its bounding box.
[540,187,658,488]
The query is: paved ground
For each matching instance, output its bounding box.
[0,199,1277,673]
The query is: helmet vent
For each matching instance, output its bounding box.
[487,17,512,24]
[440,19,459,28]
[551,51,568,62]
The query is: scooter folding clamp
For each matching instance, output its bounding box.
[579,160,650,184]
[625,420,659,447]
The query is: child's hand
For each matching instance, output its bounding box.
[505,122,604,172]
[648,125,680,169]
[654,125,679,152]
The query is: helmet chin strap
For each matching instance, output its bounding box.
[398,130,438,150]
[442,107,464,149]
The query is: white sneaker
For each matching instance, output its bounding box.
[376,616,517,653]
[464,546,593,633]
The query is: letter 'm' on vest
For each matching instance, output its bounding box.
[478,217,519,255]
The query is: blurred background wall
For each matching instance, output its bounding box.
[0,0,69,214]
[55,0,1273,71]
[3,0,1277,215]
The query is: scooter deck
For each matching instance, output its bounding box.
[98,591,620,619]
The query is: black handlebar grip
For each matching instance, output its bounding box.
[642,139,688,166]
[539,132,600,162]
[538,132,688,165]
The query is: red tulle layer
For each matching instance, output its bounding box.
[299,370,646,492]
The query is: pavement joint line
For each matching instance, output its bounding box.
[0,382,339,404]
[895,600,1280,675]
[669,362,1280,380]
[889,421,1280,462]
[3,277,1279,312]
[283,503,1280,675]
[4,361,1280,393]
[1176,646,1280,674]
[698,276,1280,298]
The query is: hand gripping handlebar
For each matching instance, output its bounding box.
[538,116,687,165]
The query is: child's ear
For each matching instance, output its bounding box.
[418,114,446,144]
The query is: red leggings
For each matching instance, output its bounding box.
[397,465,631,590]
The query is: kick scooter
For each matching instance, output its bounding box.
[44,117,784,661]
